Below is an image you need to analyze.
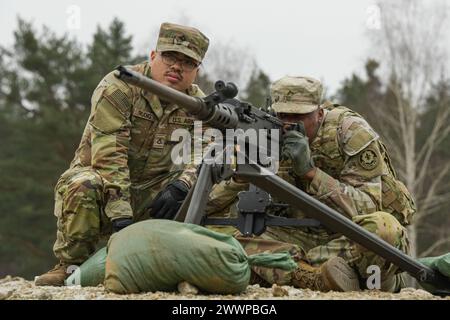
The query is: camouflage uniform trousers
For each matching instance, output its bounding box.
[52,167,179,265]
[236,211,409,292]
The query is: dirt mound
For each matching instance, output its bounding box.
[0,276,448,300]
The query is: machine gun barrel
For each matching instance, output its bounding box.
[116,66,214,120]
[116,66,249,130]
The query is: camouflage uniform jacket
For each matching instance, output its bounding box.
[207,104,416,229]
[278,104,416,226]
[66,61,205,221]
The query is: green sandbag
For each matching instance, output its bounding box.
[419,253,450,277]
[104,220,297,294]
[65,247,107,287]
[418,253,450,293]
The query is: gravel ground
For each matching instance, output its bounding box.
[0,276,448,300]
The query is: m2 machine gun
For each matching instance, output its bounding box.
[115,65,450,295]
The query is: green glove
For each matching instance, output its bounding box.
[281,124,315,177]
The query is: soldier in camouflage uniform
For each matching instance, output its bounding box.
[35,22,210,286]
[206,76,416,292]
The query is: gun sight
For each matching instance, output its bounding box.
[215,81,238,99]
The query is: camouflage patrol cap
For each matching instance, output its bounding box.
[271,76,323,114]
[156,22,209,62]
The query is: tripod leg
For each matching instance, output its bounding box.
[180,145,235,224]
[184,163,216,225]
[174,186,194,222]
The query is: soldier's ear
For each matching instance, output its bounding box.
[150,51,157,62]
[318,107,324,121]
[193,67,200,80]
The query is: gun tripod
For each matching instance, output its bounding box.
[175,160,320,236]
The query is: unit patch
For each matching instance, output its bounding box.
[359,149,378,170]
[152,134,166,149]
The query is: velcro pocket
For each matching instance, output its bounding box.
[381,175,416,225]
[341,117,379,156]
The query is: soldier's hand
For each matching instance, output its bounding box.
[281,126,315,178]
[150,180,189,220]
[111,217,133,233]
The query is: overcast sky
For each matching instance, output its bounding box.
[1,0,448,94]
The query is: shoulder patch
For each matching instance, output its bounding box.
[103,85,131,116]
[89,84,131,134]
[359,148,379,170]
[340,116,379,156]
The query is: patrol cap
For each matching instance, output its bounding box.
[156,22,210,63]
[270,76,323,114]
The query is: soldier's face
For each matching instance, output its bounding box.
[279,108,324,142]
[150,50,200,92]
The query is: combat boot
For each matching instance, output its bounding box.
[292,256,360,292]
[35,262,75,286]
[249,270,271,288]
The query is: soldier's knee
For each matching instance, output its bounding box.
[55,169,104,240]
[61,170,103,209]
[353,211,406,247]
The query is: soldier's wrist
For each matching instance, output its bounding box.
[176,178,192,190]
[110,215,133,221]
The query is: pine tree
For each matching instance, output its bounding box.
[242,69,271,109]
[0,17,141,279]
[88,18,134,81]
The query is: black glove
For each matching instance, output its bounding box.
[150,180,189,220]
[281,122,315,177]
[111,217,133,233]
